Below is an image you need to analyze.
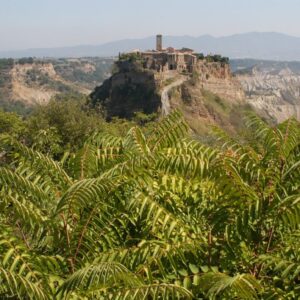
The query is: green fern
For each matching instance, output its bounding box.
[0,112,300,299]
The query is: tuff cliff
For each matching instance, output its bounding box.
[236,65,300,123]
[196,61,245,103]
[90,59,252,135]
[90,60,161,119]
[166,61,250,135]
[0,57,113,110]
[10,63,68,105]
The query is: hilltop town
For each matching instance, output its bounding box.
[121,34,229,74]
[131,34,198,73]
[91,35,247,134]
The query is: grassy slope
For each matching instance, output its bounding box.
[168,80,255,138]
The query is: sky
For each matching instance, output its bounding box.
[0,0,300,51]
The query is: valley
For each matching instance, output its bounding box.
[1,54,300,130]
[233,59,300,122]
[2,1,300,298]
[0,57,113,112]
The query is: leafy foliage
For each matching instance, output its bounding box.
[0,110,300,299]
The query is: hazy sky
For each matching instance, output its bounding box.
[1,0,299,51]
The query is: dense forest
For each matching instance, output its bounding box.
[0,96,300,299]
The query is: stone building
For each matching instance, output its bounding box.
[131,35,198,73]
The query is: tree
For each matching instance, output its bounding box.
[26,95,105,154]
[0,111,299,298]
[0,109,25,137]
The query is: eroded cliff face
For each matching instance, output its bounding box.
[196,61,245,103]
[0,58,114,109]
[166,62,250,135]
[10,63,58,105]
[90,59,251,135]
[9,63,90,105]
[237,66,300,123]
[90,61,161,119]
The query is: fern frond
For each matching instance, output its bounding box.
[0,167,52,207]
[3,195,48,235]
[56,176,120,214]
[0,267,49,300]
[93,239,198,276]
[112,283,193,299]
[200,272,262,299]
[57,262,141,297]
[278,117,300,158]
[156,141,218,178]
[69,143,98,180]
[149,110,189,152]
[129,191,191,239]
[245,112,281,157]
[124,126,151,156]
[1,136,72,188]
[259,254,300,281]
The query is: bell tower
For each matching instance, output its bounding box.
[156,34,162,51]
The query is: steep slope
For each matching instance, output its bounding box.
[90,59,252,135]
[0,57,113,110]
[167,61,249,135]
[234,61,300,123]
[0,59,13,101]
[10,63,64,105]
[161,76,188,115]
[90,60,161,119]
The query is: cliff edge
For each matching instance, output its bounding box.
[90,60,161,119]
[90,58,253,135]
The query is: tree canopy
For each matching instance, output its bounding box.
[0,109,300,299]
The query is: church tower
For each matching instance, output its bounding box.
[156,34,162,51]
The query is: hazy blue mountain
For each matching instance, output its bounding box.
[2,32,300,60]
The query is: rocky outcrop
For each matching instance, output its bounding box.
[10,63,58,105]
[9,62,91,105]
[236,66,300,123]
[0,58,114,109]
[90,59,252,134]
[195,61,245,103]
[90,61,161,119]
[166,64,250,135]
[161,61,250,135]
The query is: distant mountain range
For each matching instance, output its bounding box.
[2,32,300,60]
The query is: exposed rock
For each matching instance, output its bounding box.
[90,61,161,119]
[167,65,250,135]
[195,61,245,103]
[9,62,92,105]
[161,76,188,115]
[237,66,300,122]
[0,57,114,109]
[10,63,58,105]
[90,59,252,135]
